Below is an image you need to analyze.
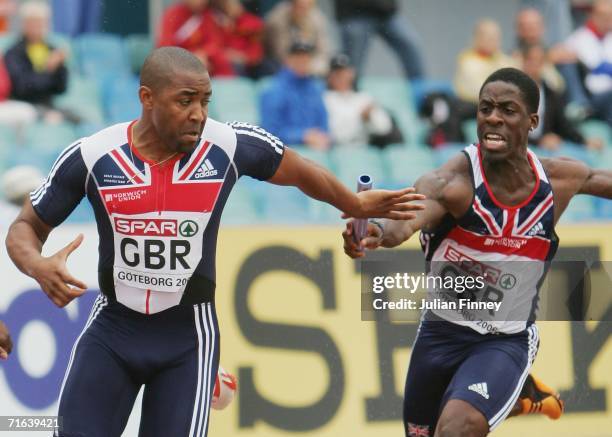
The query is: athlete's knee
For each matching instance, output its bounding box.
[436,417,487,437]
[435,400,488,437]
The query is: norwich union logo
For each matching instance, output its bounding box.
[179,220,199,237]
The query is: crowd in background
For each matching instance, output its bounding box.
[152,0,612,152]
[0,0,611,215]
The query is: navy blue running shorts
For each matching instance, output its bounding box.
[403,317,539,436]
[55,294,220,437]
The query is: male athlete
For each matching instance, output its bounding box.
[343,68,611,437]
[5,47,424,437]
[0,321,11,360]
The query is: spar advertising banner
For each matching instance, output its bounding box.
[0,225,610,436]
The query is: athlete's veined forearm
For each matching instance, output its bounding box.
[583,168,612,199]
[6,203,50,278]
[379,219,417,248]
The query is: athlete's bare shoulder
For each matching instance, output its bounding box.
[539,156,590,197]
[416,152,473,219]
[539,156,612,222]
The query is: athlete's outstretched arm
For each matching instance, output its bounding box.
[268,148,426,220]
[343,154,472,258]
[6,200,87,308]
[577,166,612,199]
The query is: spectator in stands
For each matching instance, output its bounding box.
[515,8,566,92]
[521,44,602,150]
[324,54,393,148]
[158,0,234,77]
[0,0,16,34]
[564,0,612,126]
[211,0,264,78]
[0,56,37,133]
[335,0,424,80]
[520,0,574,45]
[572,0,595,27]
[242,0,283,16]
[263,0,331,76]
[0,59,38,136]
[515,7,592,120]
[260,41,330,149]
[4,1,69,122]
[454,19,516,106]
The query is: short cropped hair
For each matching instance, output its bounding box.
[140,47,208,91]
[479,67,540,114]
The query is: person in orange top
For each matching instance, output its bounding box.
[211,0,264,77]
[157,0,234,77]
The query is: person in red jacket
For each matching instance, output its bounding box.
[157,0,234,77]
[212,0,264,77]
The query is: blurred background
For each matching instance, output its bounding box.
[0,0,610,436]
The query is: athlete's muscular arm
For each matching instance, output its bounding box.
[577,166,612,198]
[343,154,472,258]
[6,200,87,308]
[268,148,426,219]
[542,157,612,223]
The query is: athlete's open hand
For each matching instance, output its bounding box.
[0,320,12,360]
[30,234,87,308]
[342,220,384,259]
[346,187,425,220]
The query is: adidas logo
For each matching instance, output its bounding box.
[527,222,545,237]
[194,159,218,178]
[468,382,490,399]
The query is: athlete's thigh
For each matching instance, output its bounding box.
[57,330,140,437]
[403,323,465,436]
[138,303,220,437]
[440,325,539,432]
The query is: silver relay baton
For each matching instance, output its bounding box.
[353,174,373,245]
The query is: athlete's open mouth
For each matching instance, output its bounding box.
[183,132,200,139]
[482,133,507,151]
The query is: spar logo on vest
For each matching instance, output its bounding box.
[179,220,199,237]
[112,214,206,293]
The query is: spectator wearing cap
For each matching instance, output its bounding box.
[259,41,330,150]
[324,54,393,147]
[4,1,69,110]
[264,0,331,76]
